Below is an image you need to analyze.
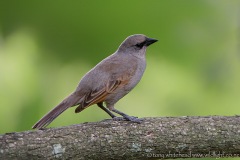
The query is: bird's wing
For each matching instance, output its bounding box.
[75,76,129,113]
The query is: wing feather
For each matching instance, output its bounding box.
[75,79,122,113]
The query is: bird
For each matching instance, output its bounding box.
[32,34,158,129]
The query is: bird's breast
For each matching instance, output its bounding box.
[124,58,146,91]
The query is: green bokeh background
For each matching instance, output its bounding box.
[0,0,239,154]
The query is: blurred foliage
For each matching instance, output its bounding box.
[0,1,239,154]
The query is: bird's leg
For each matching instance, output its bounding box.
[97,102,116,118]
[111,108,142,123]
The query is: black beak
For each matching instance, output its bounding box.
[145,37,158,46]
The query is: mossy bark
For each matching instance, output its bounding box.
[1,116,240,160]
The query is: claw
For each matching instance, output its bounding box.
[124,116,143,124]
[112,117,125,121]
[112,116,143,123]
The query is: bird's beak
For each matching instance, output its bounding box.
[145,38,158,46]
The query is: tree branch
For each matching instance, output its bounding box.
[1,116,240,160]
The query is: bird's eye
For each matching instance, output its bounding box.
[135,42,144,49]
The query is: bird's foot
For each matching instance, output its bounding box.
[112,116,143,123]
[124,115,143,124]
[112,117,125,121]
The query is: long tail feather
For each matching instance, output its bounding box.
[32,93,80,129]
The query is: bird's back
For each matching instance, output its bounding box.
[76,53,141,92]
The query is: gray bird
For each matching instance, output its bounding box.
[32,34,158,129]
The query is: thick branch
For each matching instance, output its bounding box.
[1,116,240,160]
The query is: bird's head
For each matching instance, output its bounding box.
[117,34,158,56]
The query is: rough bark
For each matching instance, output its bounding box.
[1,116,240,160]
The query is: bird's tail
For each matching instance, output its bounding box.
[32,93,80,129]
